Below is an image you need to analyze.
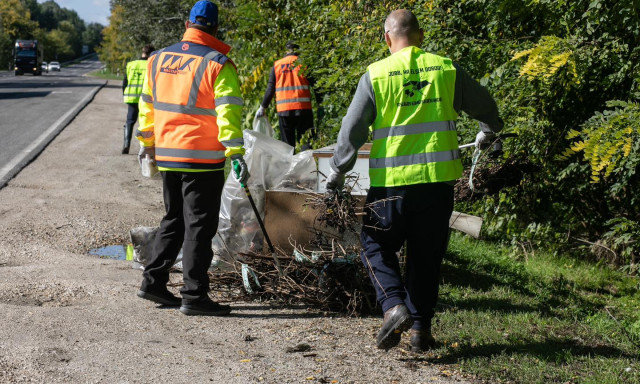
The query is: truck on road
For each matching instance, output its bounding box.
[14,40,43,76]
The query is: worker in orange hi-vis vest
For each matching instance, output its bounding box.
[135,1,248,317]
[256,41,323,151]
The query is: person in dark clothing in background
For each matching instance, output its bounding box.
[121,44,154,154]
[256,41,322,151]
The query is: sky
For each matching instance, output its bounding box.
[37,0,111,26]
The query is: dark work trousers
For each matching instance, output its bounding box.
[141,170,224,303]
[123,103,139,150]
[278,110,315,150]
[126,102,139,126]
[360,182,454,331]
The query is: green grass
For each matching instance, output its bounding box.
[87,67,124,80]
[412,232,640,383]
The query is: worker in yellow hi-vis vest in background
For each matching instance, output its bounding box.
[326,9,503,353]
[121,44,154,154]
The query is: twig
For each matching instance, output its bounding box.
[573,237,617,258]
[604,306,640,352]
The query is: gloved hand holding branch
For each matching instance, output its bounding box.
[325,168,346,191]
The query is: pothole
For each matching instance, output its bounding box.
[88,244,132,261]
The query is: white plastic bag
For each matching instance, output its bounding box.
[252,115,274,137]
[129,226,182,270]
[212,130,317,269]
[140,154,159,178]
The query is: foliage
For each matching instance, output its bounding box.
[0,0,38,68]
[561,101,639,183]
[96,4,133,73]
[102,0,640,267]
[603,217,640,269]
[97,0,194,72]
[0,0,104,66]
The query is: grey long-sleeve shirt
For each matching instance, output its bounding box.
[330,62,503,174]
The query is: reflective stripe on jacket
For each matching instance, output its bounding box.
[123,59,147,103]
[136,28,244,171]
[368,46,461,187]
[274,55,312,112]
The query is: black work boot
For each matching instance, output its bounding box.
[410,328,436,353]
[376,304,413,350]
[137,286,181,306]
[180,296,231,316]
[122,123,133,154]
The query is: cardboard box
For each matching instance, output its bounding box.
[263,189,364,252]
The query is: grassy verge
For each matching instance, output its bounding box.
[413,232,640,383]
[87,67,123,80]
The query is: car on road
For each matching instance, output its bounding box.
[41,61,48,73]
[48,61,60,72]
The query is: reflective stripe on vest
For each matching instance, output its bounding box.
[368,46,461,187]
[156,147,226,160]
[123,59,147,103]
[148,43,237,169]
[274,55,312,112]
[151,49,221,116]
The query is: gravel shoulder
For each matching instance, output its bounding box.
[0,80,471,384]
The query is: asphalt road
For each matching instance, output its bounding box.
[0,57,106,187]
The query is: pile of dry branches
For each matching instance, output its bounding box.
[200,178,403,315]
[208,244,378,316]
[306,188,361,233]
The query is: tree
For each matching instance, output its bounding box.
[0,0,39,68]
[82,22,104,53]
[97,4,133,73]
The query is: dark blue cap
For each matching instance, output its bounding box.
[189,1,218,27]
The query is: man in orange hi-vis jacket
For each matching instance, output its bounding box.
[256,41,322,151]
[135,0,249,316]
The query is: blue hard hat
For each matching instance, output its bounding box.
[189,1,218,27]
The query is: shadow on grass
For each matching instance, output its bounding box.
[438,296,536,313]
[404,338,636,365]
[439,250,609,318]
[440,251,534,294]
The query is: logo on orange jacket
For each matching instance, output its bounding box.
[160,54,195,75]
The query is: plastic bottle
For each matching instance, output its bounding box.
[140,154,158,178]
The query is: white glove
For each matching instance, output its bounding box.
[231,154,250,186]
[138,146,155,165]
[255,106,266,118]
[475,131,496,150]
[325,168,345,191]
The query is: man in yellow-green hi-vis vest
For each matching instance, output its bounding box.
[326,9,503,353]
[121,44,154,154]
